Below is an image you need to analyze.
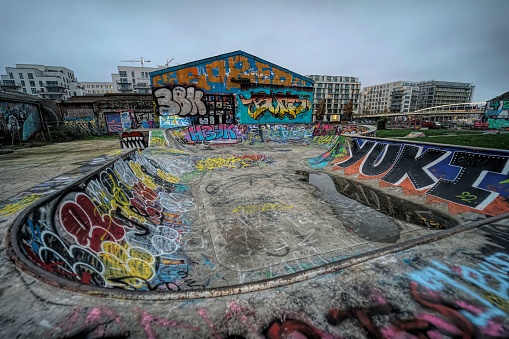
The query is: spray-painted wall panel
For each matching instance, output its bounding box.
[485,100,509,119]
[310,137,509,216]
[151,51,313,91]
[0,101,42,141]
[238,87,313,124]
[151,51,314,124]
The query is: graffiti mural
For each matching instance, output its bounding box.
[121,131,148,149]
[160,115,190,129]
[15,149,274,291]
[203,94,235,125]
[0,101,42,141]
[238,88,313,124]
[105,113,122,133]
[185,124,240,143]
[64,117,103,135]
[151,50,313,91]
[310,137,509,215]
[154,86,235,125]
[153,86,207,116]
[485,100,509,119]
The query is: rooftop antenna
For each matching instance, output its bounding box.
[121,57,151,67]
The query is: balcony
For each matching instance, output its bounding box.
[116,80,132,84]
[117,86,133,92]
[43,82,65,88]
[133,82,150,89]
[0,80,21,88]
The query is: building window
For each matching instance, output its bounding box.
[119,71,127,77]
[19,73,24,79]
[31,88,36,94]
[21,80,25,86]
[9,72,13,79]
[131,71,135,78]
[28,73,34,79]
[22,88,27,93]
[30,81,35,86]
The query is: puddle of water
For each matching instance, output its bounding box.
[308,172,401,243]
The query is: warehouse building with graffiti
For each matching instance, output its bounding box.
[150,50,314,126]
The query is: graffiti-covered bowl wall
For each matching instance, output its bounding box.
[309,136,509,216]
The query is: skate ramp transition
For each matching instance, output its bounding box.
[7,123,509,299]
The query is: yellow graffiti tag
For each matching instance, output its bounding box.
[195,156,251,171]
[232,203,294,214]
[157,169,179,183]
[129,162,157,189]
[0,194,42,216]
[99,241,155,288]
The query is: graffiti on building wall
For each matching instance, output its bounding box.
[105,113,122,133]
[238,88,313,124]
[154,86,235,125]
[151,53,313,91]
[485,100,509,119]
[106,112,157,133]
[64,117,103,135]
[310,137,509,215]
[160,115,190,129]
[185,124,240,143]
[489,118,509,130]
[65,108,94,119]
[0,101,41,141]
[153,86,207,116]
[203,94,235,125]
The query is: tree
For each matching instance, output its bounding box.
[343,100,354,121]
[316,99,326,121]
[377,116,388,130]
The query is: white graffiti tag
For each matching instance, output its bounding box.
[153,86,207,116]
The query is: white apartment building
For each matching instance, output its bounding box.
[360,81,417,115]
[306,75,361,122]
[111,66,160,94]
[0,64,84,100]
[81,82,114,95]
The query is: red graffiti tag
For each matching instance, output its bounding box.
[59,193,125,252]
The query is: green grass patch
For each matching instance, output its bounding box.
[375,129,509,150]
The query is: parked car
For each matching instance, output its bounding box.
[421,121,438,129]
[471,120,489,130]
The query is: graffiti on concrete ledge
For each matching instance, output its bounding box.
[310,137,509,215]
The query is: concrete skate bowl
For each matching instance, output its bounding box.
[7,125,509,300]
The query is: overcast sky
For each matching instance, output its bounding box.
[1,0,507,101]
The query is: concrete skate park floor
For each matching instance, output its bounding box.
[141,144,446,291]
[2,139,454,294]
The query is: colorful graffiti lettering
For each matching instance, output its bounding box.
[312,137,509,215]
[239,89,312,123]
[153,86,207,116]
[151,52,313,91]
[185,124,239,143]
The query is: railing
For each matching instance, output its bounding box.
[0,81,21,88]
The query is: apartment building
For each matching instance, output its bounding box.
[413,80,475,110]
[0,64,84,100]
[81,82,114,95]
[360,80,475,115]
[360,81,418,115]
[111,66,160,94]
[306,75,361,122]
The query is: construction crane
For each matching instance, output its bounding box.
[164,58,174,67]
[121,57,151,67]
